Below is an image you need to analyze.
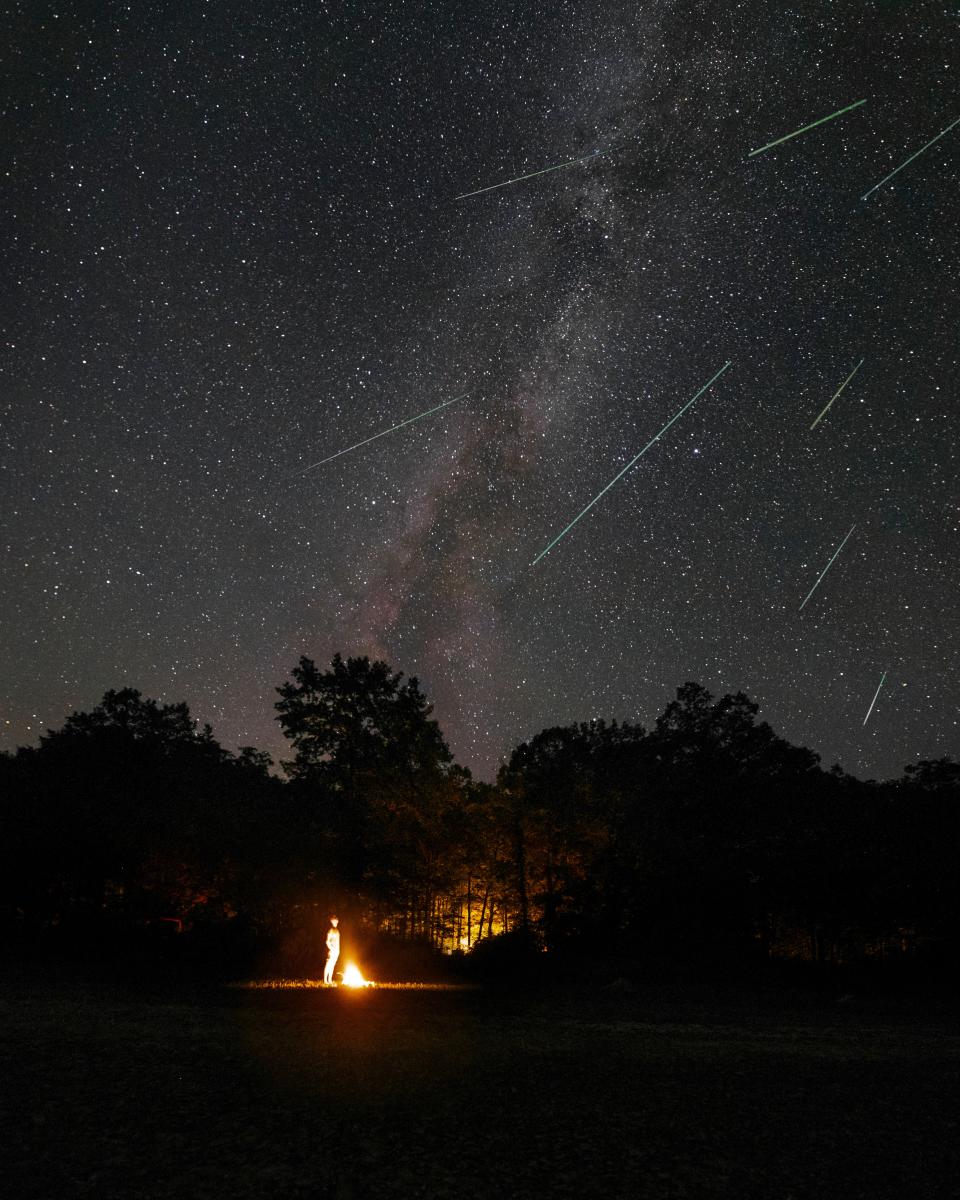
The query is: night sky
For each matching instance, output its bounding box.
[3,1,958,781]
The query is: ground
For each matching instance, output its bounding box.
[3,963,958,1199]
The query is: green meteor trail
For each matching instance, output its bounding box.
[862,114,960,200]
[455,150,603,199]
[810,359,865,430]
[798,524,857,611]
[294,391,472,476]
[862,671,887,726]
[531,361,732,566]
[747,99,866,157]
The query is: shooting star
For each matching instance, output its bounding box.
[531,361,732,566]
[799,524,857,611]
[862,671,887,726]
[810,359,865,430]
[455,149,604,200]
[293,391,472,477]
[748,99,866,157]
[862,114,960,200]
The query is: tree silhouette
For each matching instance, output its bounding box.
[1,669,956,976]
[275,654,458,940]
[1,689,276,939]
[626,683,826,963]
[498,720,648,948]
[276,654,452,781]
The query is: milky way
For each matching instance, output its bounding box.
[3,1,957,780]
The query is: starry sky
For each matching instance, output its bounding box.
[3,0,958,781]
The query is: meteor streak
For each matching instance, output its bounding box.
[531,361,732,566]
[862,671,887,726]
[293,392,472,476]
[748,99,866,157]
[810,359,865,430]
[455,150,603,199]
[862,114,960,200]
[798,524,857,611]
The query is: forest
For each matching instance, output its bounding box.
[2,655,957,978]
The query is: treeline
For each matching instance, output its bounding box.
[1,656,957,975]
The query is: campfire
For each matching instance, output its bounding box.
[340,962,374,988]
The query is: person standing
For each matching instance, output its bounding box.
[323,915,340,985]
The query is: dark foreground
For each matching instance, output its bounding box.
[3,965,958,1200]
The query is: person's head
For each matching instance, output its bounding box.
[330,916,338,927]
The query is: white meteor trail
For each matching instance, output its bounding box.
[862,114,960,200]
[294,392,472,476]
[862,671,887,726]
[531,361,732,566]
[798,524,857,611]
[455,149,603,199]
[810,359,865,430]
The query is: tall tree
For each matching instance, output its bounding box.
[634,683,827,961]
[498,720,648,947]
[887,757,960,954]
[275,655,456,933]
[2,689,271,932]
[276,654,452,781]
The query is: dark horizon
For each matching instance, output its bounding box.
[1,661,947,787]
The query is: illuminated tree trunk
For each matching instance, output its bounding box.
[515,829,530,932]
[543,846,557,948]
[476,888,489,941]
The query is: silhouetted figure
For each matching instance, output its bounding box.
[323,916,340,984]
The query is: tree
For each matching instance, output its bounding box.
[42,688,208,749]
[2,689,274,935]
[884,757,960,955]
[274,655,456,938]
[276,655,452,781]
[497,720,648,948]
[619,683,826,963]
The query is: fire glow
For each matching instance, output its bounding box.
[232,979,473,990]
[340,962,374,988]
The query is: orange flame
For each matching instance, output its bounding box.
[340,962,372,988]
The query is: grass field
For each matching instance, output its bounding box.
[3,964,958,1199]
